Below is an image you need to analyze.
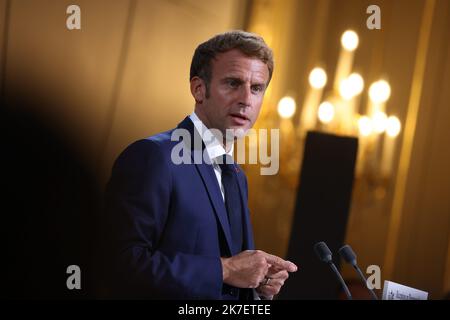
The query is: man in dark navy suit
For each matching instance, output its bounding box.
[105,30,297,299]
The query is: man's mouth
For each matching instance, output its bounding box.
[229,113,250,125]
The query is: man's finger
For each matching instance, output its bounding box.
[264,253,298,272]
[267,269,289,280]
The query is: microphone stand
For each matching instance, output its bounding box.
[329,262,352,300]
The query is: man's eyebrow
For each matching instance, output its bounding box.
[220,77,245,85]
[221,76,244,82]
[252,81,267,87]
[221,77,267,87]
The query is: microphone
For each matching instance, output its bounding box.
[338,244,378,300]
[313,241,352,300]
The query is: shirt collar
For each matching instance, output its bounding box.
[189,112,234,163]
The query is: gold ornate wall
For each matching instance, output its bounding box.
[244,0,450,299]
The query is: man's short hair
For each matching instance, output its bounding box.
[190,30,274,95]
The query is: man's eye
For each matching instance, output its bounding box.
[228,80,240,88]
[251,85,263,93]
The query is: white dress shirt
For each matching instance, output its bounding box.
[189,112,233,202]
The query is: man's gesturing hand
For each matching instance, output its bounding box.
[255,266,289,299]
[220,250,297,289]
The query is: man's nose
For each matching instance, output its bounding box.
[238,85,252,107]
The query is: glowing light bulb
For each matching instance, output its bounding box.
[341,30,359,51]
[318,101,335,123]
[386,116,401,137]
[369,80,391,103]
[358,116,373,136]
[339,73,364,100]
[372,111,388,133]
[309,67,327,89]
[348,73,364,95]
[277,96,296,119]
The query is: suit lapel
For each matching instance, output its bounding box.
[234,168,255,250]
[177,117,234,255]
[195,161,234,254]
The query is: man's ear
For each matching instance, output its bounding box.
[190,77,206,104]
